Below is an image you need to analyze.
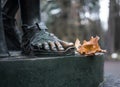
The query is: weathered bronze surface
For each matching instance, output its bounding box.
[21,22,74,56]
[2,13,21,50]
[0,0,9,57]
[1,0,74,56]
[0,55,104,87]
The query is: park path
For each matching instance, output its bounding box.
[104,61,120,77]
[102,61,120,87]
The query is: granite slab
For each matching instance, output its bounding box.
[0,55,104,87]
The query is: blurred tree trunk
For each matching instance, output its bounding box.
[114,0,120,52]
[51,0,71,41]
[50,0,81,42]
[107,0,120,53]
[58,0,81,42]
[68,0,81,41]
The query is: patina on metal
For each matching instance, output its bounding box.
[2,0,21,50]
[0,0,9,57]
[21,22,75,56]
[0,0,75,56]
[19,0,74,56]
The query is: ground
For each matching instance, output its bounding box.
[101,61,120,87]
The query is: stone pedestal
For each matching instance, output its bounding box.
[0,55,104,87]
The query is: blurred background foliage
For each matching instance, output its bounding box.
[41,0,103,44]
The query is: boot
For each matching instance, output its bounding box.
[19,0,74,56]
[21,22,75,56]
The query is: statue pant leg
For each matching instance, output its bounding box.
[19,0,74,56]
[3,0,21,50]
[0,0,9,57]
[19,0,41,25]
[3,0,19,17]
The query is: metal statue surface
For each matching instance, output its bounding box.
[0,0,74,57]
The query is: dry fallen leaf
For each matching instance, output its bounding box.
[75,36,106,56]
[75,38,81,51]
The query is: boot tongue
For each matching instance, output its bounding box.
[36,22,48,30]
[22,22,48,32]
[22,22,48,41]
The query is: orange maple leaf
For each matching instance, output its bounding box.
[75,36,106,56]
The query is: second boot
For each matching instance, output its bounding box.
[2,0,21,50]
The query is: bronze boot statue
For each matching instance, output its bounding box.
[0,0,9,57]
[19,0,75,56]
[1,0,74,56]
[2,0,21,50]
